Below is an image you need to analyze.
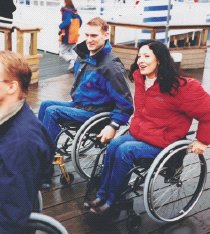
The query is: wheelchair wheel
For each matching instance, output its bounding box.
[144,140,207,223]
[72,112,110,179]
[33,191,43,213]
[72,112,129,179]
[25,213,68,234]
[55,128,77,158]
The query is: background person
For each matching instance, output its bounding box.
[39,17,133,145]
[59,0,82,72]
[85,39,210,215]
[0,50,54,232]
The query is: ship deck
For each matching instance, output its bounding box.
[26,49,210,234]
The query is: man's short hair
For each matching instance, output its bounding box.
[0,50,32,95]
[86,17,109,33]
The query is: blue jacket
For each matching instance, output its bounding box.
[0,102,54,233]
[59,7,82,44]
[71,40,134,124]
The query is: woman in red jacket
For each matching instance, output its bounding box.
[84,39,210,214]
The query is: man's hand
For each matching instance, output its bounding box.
[97,125,117,143]
[189,140,208,155]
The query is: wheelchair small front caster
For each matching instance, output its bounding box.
[60,173,74,185]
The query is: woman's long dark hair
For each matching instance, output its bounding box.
[129,39,186,96]
[64,0,75,9]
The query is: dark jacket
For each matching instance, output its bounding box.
[71,40,134,125]
[130,70,210,148]
[0,0,16,23]
[0,102,54,233]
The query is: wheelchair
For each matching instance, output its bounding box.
[23,191,69,233]
[84,131,207,230]
[25,213,68,234]
[53,112,128,184]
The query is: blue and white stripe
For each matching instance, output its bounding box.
[141,0,172,43]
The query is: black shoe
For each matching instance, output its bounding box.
[90,203,111,215]
[84,198,104,209]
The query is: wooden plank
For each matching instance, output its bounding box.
[4,32,12,50]
[113,52,136,60]
[30,32,38,55]
[113,46,138,54]
[201,29,208,47]
[110,25,116,45]
[16,31,24,55]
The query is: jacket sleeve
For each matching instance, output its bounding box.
[178,79,210,145]
[0,139,54,233]
[104,59,134,124]
[59,10,72,29]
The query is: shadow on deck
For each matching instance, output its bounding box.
[26,50,210,234]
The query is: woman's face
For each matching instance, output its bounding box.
[137,45,159,79]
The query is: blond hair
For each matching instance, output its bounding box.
[87,17,109,33]
[0,50,32,95]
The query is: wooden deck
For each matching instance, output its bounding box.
[26,50,210,234]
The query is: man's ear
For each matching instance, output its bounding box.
[7,80,19,95]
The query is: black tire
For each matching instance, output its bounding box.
[144,140,207,223]
[25,213,68,234]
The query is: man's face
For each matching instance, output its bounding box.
[84,25,109,56]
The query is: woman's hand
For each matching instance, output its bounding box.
[190,140,208,155]
[97,125,117,143]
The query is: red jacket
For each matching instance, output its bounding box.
[129,70,210,148]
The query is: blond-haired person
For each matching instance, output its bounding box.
[0,51,54,232]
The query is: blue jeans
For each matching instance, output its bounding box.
[38,100,95,142]
[96,134,162,206]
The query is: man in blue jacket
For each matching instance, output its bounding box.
[0,50,54,233]
[38,17,133,144]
